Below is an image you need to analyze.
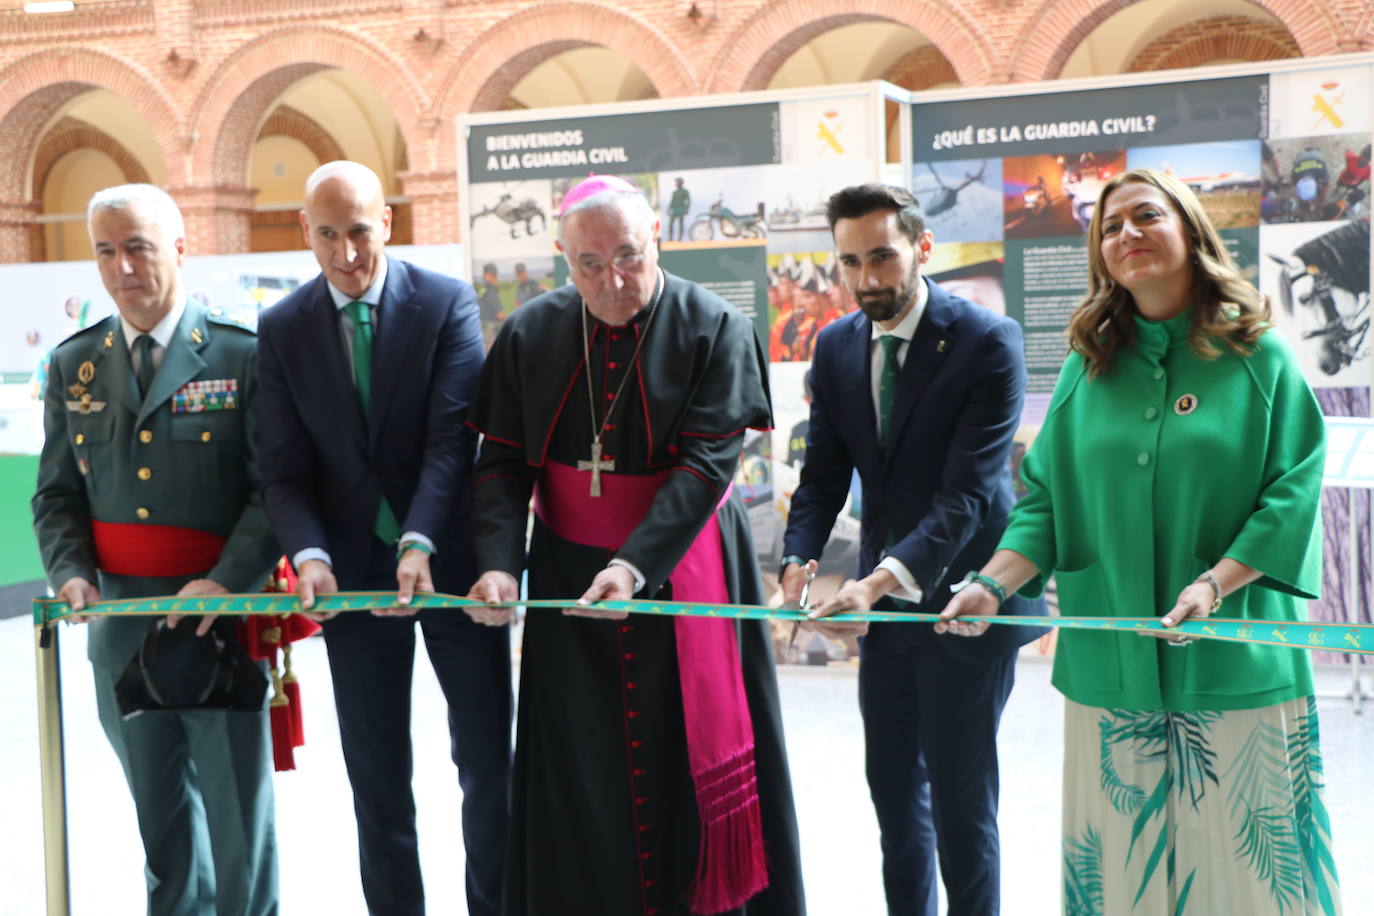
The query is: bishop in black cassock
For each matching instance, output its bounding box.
[466,176,804,916]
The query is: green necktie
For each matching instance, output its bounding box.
[133,334,156,400]
[877,335,903,446]
[343,301,402,545]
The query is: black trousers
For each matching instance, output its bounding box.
[858,622,1017,916]
[322,539,513,916]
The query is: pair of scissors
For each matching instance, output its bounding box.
[787,564,818,649]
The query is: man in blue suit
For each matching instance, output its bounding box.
[256,161,511,916]
[781,183,1045,915]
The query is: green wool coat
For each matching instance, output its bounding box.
[1000,310,1325,711]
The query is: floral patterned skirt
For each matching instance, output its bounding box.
[1062,696,1341,916]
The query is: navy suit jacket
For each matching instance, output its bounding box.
[256,256,485,592]
[782,279,1046,658]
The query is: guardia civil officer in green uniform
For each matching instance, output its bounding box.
[32,183,281,916]
[942,169,1341,914]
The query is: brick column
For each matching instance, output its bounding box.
[397,169,460,246]
[0,200,43,264]
[169,184,256,255]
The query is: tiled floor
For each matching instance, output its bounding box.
[2,616,1370,915]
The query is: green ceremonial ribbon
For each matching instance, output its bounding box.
[30,593,1374,656]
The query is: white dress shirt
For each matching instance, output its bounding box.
[293,257,435,571]
[121,297,186,376]
[870,278,929,604]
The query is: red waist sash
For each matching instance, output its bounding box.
[535,461,767,913]
[92,520,226,578]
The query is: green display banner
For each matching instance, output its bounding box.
[914,75,1267,162]
[468,103,782,183]
[33,593,1374,656]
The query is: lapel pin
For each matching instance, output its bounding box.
[191,328,204,344]
[1174,393,1198,415]
[936,339,946,353]
[102,332,114,349]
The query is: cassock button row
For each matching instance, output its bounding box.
[625,652,636,659]
[608,361,618,369]
[631,739,642,747]
[636,796,646,805]
[620,624,632,633]
[137,467,153,481]
[139,429,153,443]
[136,507,150,519]
[627,710,639,718]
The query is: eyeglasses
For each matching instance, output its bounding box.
[569,249,648,279]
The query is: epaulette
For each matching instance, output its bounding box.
[206,307,258,333]
[52,317,113,353]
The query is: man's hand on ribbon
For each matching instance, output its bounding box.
[465,570,517,626]
[57,576,100,624]
[381,548,432,617]
[803,572,882,639]
[296,559,340,622]
[166,578,228,636]
[567,565,634,619]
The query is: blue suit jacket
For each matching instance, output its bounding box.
[782,280,1046,658]
[256,256,485,592]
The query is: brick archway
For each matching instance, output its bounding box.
[703,0,992,94]
[1007,0,1339,82]
[881,45,960,91]
[189,26,429,188]
[258,105,345,167]
[435,2,696,126]
[0,48,178,205]
[1127,17,1300,71]
[33,116,151,200]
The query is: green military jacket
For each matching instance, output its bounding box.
[32,300,279,671]
[1000,311,1325,711]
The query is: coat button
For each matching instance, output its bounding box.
[201,431,212,442]
[74,433,85,445]
[137,467,152,480]
[136,507,150,519]
[1137,452,1150,466]
[139,429,153,443]
[1144,407,1158,420]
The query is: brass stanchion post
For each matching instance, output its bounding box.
[35,620,70,916]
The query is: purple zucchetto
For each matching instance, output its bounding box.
[558,174,641,216]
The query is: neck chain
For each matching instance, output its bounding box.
[576,269,665,496]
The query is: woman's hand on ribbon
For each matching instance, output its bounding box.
[465,570,518,626]
[567,566,633,619]
[935,585,995,638]
[166,578,228,635]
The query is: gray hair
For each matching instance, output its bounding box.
[87,184,185,240]
[557,190,657,243]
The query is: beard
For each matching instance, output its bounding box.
[855,260,922,323]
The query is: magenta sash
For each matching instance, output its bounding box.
[534,461,768,912]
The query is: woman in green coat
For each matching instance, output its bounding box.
[941,168,1341,915]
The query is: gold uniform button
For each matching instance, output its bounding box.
[74,433,85,445]
[137,467,152,481]
[139,430,153,443]
[200,431,212,443]
[136,507,150,519]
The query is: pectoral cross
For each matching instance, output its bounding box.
[578,437,615,497]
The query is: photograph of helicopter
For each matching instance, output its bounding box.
[911,158,1003,242]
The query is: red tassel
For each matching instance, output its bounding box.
[268,666,295,771]
[282,643,304,748]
